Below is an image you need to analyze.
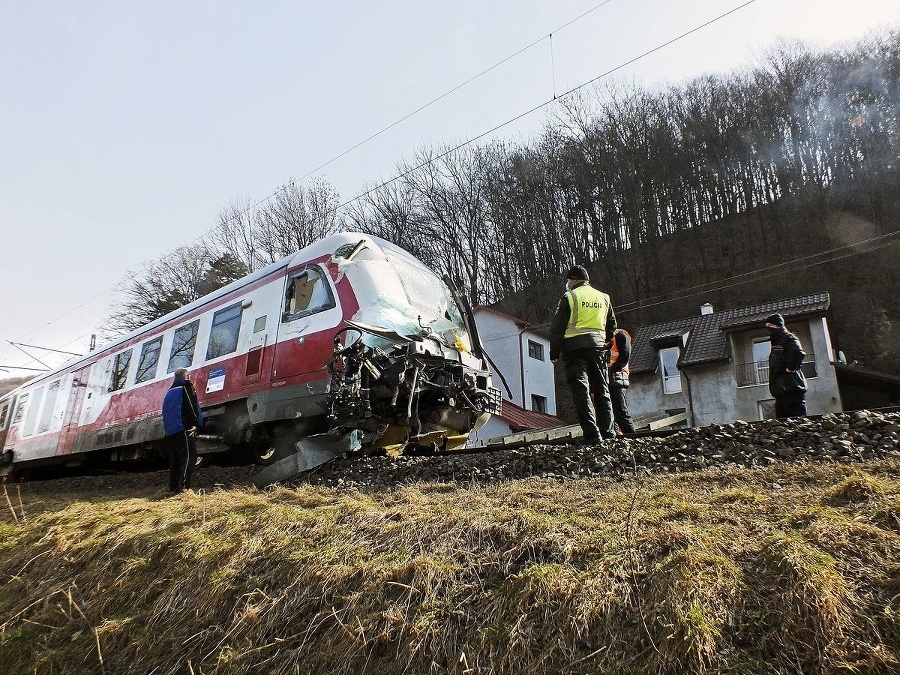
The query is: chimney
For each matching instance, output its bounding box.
[700,303,714,315]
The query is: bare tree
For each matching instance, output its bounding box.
[404,145,494,307]
[209,197,259,273]
[103,243,217,336]
[255,179,341,263]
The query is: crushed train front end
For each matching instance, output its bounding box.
[253,236,501,485]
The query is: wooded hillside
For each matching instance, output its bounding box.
[111,30,900,372]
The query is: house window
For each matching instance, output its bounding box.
[135,337,163,383]
[531,394,547,413]
[660,346,682,394]
[752,339,771,385]
[167,320,200,373]
[527,340,545,361]
[207,303,243,361]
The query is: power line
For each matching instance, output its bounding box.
[338,0,757,209]
[3,1,625,365]
[3,0,758,371]
[614,229,900,314]
[514,230,900,331]
[294,0,619,185]
[8,342,82,357]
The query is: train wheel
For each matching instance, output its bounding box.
[255,445,277,465]
[254,438,297,466]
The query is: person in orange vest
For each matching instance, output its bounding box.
[549,265,617,444]
[608,328,636,434]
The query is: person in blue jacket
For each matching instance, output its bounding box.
[162,367,204,493]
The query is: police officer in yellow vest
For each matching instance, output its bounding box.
[549,265,617,443]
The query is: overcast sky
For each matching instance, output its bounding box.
[2,0,899,376]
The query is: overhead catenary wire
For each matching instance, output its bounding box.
[3,0,760,372]
[338,0,757,209]
[613,228,900,315]
[2,0,626,367]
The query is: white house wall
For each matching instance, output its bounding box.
[629,368,689,424]
[474,310,556,415]
[803,317,843,413]
[630,316,842,427]
[468,415,514,446]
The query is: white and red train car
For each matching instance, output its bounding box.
[0,233,500,475]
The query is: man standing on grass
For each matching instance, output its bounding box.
[550,265,617,444]
[162,367,204,493]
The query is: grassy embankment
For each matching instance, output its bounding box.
[2,460,899,674]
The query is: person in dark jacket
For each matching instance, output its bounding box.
[162,367,204,493]
[765,313,807,418]
[550,265,617,443]
[608,328,636,434]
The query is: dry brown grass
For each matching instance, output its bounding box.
[2,460,900,674]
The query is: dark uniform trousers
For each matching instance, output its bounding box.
[609,383,636,434]
[564,348,615,439]
[166,431,197,493]
[775,391,807,418]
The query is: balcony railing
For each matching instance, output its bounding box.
[734,358,817,387]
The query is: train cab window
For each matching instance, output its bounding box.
[206,303,243,361]
[135,337,163,383]
[110,349,133,392]
[37,380,60,433]
[167,320,200,373]
[282,266,335,322]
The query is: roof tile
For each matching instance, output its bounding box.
[498,399,561,431]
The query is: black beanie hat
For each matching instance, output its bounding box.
[765,313,785,328]
[567,265,589,281]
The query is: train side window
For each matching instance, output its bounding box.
[167,320,200,373]
[12,393,28,425]
[282,266,335,322]
[37,380,61,433]
[23,387,44,436]
[206,303,243,361]
[110,349,133,391]
[253,315,267,333]
[0,402,10,430]
[135,337,163,383]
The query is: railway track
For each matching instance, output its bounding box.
[7,409,900,494]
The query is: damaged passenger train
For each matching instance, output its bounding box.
[0,234,501,481]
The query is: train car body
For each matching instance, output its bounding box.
[0,234,500,476]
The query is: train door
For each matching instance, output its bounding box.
[270,264,343,381]
[0,394,16,452]
[244,313,269,385]
[60,367,90,455]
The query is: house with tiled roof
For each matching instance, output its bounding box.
[627,293,843,426]
[468,399,562,447]
[473,306,557,416]
[468,307,560,445]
